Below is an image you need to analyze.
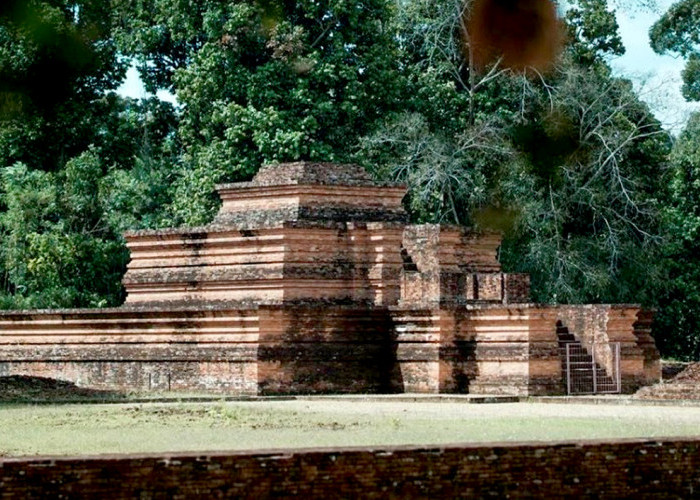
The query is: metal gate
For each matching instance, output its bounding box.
[565,343,621,395]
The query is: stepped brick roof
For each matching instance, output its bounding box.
[212,161,408,229]
[218,161,403,189]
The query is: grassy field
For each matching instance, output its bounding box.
[3,399,700,457]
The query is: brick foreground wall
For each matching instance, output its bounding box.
[2,438,700,498]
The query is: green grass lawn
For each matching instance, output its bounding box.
[3,400,700,457]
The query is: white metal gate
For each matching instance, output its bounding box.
[565,343,621,395]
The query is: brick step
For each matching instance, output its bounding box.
[568,373,609,380]
[563,356,594,363]
[558,321,619,394]
[558,345,582,352]
[568,374,616,382]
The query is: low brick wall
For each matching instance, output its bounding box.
[2,438,700,498]
[0,303,657,396]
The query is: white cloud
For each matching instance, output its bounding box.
[116,65,178,105]
[117,66,147,99]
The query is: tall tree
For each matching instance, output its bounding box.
[650,0,700,101]
[0,2,178,309]
[654,112,700,359]
[360,0,670,305]
[113,0,405,224]
[0,95,180,309]
[501,67,669,304]
[565,0,625,66]
[0,0,127,170]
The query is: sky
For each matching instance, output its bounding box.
[117,0,699,134]
[608,0,700,134]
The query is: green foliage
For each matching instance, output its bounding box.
[681,54,700,101]
[501,66,670,304]
[0,155,127,309]
[0,96,178,308]
[0,0,179,309]
[654,113,700,359]
[114,0,405,225]
[357,0,520,225]
[97,97,180,232]
[565,0,625,66]
[0,0,127,171]
[359,113,499,224]
[650,0,700,101]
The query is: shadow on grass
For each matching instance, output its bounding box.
[0,376,126,404]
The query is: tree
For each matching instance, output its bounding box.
[360,0,669,306]
[565,0,625,66]
[502,0,669,304]
[650,0,700,101]
[113,0,406,225]
[357,0,523,225]
[0,153,127,309]
[0,2,179,309]
[0,0,127,170]
[654,112,700,359]
[0,94,180,309]
[500,66,670,304]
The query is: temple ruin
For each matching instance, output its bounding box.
[0,162,660,395]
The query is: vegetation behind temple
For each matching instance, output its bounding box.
[0,0,699,359]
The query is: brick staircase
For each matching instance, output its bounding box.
[556,321,618,394]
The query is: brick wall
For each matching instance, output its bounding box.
[0,307,260,394]
[0,303,658,396]
[503,273,530,303]
[634,309,661,384]
[2,438,700,498]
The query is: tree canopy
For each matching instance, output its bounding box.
[112,0,405,224]
[655,112,700,360]
[650,0,700,101]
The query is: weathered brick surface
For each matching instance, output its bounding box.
[0,360,258,393]
[633,309,661,385]
[399,225,503,307]
[0,304,656,396]
[227,161,398,188]
[122,223,405,306]
[3,438,700,498]
[503,273,530,303]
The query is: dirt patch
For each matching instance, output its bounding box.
[0,376,125,402]
[636,363,700,400]
[662,361,693,381]
[669,363,700,384]
[117,403,369,430]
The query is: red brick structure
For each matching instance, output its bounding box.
[0,162,660,395]
[3,438,700,498]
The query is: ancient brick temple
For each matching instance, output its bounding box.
[0,162,660,395]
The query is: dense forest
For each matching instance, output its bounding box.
[1,0,699,359]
